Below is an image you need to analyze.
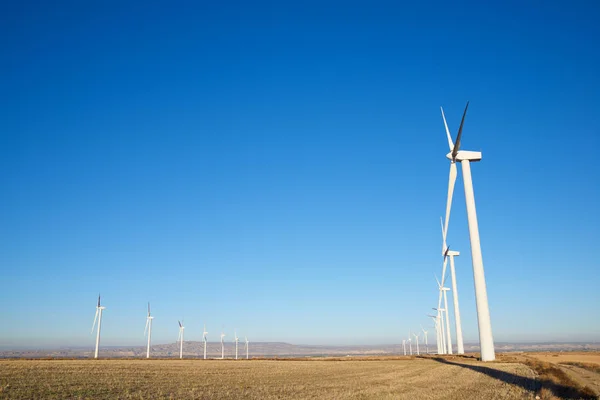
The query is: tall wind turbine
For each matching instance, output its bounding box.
[234,331,239,360]
[144,302,154,358]
[245,337,249,360]
[441,102,495,361]
[412,332,420,356]
[421,325,429,354]
[203,324,208,360]
[220,332,226,359]
[91,294,106,359]
[436,275,453,355]
[177,320,185,359]
[441,217,465,354]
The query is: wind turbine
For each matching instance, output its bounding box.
[412,332,420,355]
[220,332,226,359]
[402,339,406,356]
[91,294,106,359]
[203,324,208,360]
[436,275,453,355]
[408,335,413,355]
[441,217,465,355]
[234,331,239,360]
[245,337,249,360]
[421,325,429,354]
[144,302,154,359]
[177,320,185,359]
[433,307,446,354]
[428,314,441,354]
[441,102,495,361]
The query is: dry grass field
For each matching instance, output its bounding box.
[0,357,547,399]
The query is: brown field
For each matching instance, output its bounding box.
[0,356,596,399]
[526,352,600,366]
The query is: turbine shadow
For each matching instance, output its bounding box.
[430,357,595,399]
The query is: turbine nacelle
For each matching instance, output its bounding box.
[446,150,482,162]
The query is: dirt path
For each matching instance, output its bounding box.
[557,363,600,396]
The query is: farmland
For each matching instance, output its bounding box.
[0,357,542,399]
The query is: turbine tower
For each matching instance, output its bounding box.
[402,339,406,356]
[144,302,154,358]
[177,320,185,359]
[408,335,413,355]
[436,275,453,355]
[234,331,239,360]
[441,102,495,361]
[245,337,249,360]
[421,325,429,354]
[220,332,226,359]
[91,294,106,359]
[441,217,465,354]
[203,324,208,360]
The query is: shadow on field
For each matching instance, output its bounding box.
[430,357,596,400]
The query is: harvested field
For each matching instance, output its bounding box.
[0,358,541,399]
[527,352,600,366]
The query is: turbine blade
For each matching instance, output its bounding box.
[97,294,101,307]
[441,255,448,287]
[443,162,457,247]
[144,317,149,336]
[178,320,182,328]
[441,107,454,151]
[148,302,150,316]
[452,101,469,159]
[91,309,99,334]
[435,274,441,289]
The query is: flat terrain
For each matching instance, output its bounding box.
[0,358,540,399]
[523,352,600,396]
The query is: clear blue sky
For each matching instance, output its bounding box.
[1,1,599,349]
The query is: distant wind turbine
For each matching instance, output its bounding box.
[234,331,239,360]
[428,314,441,355]
[245,337,249,360]
[408,335,413,356]
[220,332,226,359]
[144,302,154,358]
[421,325,429,354]
[91,294,106,359]
[402,339,406,356]
[412,332,420,356]
[177,320,185,359]
[203,324,208,360]
[436,275,453,355]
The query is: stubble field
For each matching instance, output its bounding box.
[0,357,546,399]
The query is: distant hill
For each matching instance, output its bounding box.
[1,341,598,359]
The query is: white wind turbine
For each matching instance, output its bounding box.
[144,302,154,359]
[203,324,208,360]
[441,102,495,361]
[441,217,465,355]
[402,339,406,356]
[91,294,106,359]
[220,332,226,359]
[245,337,249,360]
[177,320,185,359]
[433,307,446,354]
[412,332,420,355]
[234,331,239,360]
[427,314,441,354]
[421,325,429,354]
[408,334,413,355]
[436,275,453,355]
